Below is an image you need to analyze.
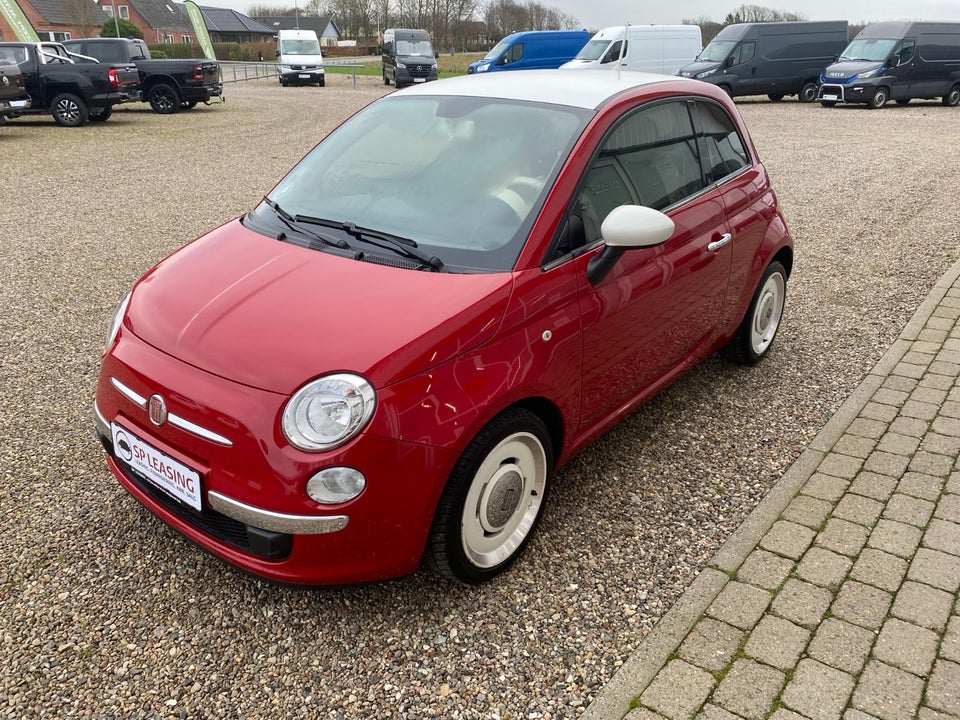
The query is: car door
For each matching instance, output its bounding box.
[887,39,917,99]
[571,98,734,428]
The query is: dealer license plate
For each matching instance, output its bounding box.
[298,73,311,79]
[413,78,426,83]
[112,423,202,511]
[822,94,838,101]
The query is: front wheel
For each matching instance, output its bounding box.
[88,106,112,122]
[942,85,960,107]
[868,87,888,109]
[726,260,787,365]
[50,93,88,127]
[428,408,552,584]
[767,93,784,102]
[799,82,818,103]
[148,83,180,114]
[383,71,391,86]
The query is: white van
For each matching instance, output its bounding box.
[560,25,702,75]
[275,28,325,87]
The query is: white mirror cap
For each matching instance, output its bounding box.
[601,205,675,249]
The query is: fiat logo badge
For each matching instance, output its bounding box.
[148,394,168,426]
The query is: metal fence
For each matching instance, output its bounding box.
[218,61,366,89]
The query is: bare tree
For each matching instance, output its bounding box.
[723,4,806,24]
[58,0,106,39]
[248,4,299,16]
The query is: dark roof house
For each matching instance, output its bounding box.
[0,0,109,42]
[252,15,341,45]
[196,6,274,43]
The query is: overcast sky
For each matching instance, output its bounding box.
[201,0,958,32]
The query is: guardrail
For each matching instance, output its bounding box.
[218,61,366,89]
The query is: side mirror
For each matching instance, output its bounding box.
[586,205,675,285]
[274,49,280,57]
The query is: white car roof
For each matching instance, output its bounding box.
[397,69,685,110]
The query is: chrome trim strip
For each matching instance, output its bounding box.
[168,413,233,447]
[109,376,233,447]
[111,376,147,408]
[208,491,349,535]
[94,401,111,438]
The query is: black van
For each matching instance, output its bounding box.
[382,28,438,88]
[678,21,849,102]
[818,22,960,108]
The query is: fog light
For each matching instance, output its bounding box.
[306,467,366,504]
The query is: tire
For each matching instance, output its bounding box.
[896,99,911,106]
[88,106,112,122]
[181,100,198,110]
[428,408,552,584]
[868,87,888,109]
[148,83,180,114]
[767,93,784,102]
[820,100,837,107]
[50,93,88,127]
[726,260,787,365]
[799,82,818,103]
[942,85,960,107]
[318,77,325,88]
[719,85,733,98]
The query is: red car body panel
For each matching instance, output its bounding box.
[94,74,793,584]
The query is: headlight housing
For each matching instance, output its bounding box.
[856,67,883,80]
[282,373,376,451]
[396,62,406,69]
[695,69,717,79]
[104,292,130,352]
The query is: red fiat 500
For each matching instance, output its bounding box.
[94,70,793,585]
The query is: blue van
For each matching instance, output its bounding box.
[468,30,590,73]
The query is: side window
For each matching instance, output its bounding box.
[734,41,755,65]
[502,43,523,64]
[695,101,749,183]
[602,40,626,64]
[893,40,915,65]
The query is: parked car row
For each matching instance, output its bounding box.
[0,38,223,128]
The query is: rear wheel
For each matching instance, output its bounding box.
[428,408,552,584]
[799,82,818,103]
[868,87,889,109]
[88,106,112,122]
[50,93,88,127]
[148,83,180,114]
[726,260,787,365]
[942,85,960,107]
[767,93,784,102]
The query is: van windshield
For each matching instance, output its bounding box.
[483,39,511,61]
[838,38,896,62]
[697,40,737,62]
[281,38,321,55]
[257,95,589,272]
[573,39,613,61]
[397,39,434,56]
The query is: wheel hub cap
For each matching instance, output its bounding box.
[479,466,524,532]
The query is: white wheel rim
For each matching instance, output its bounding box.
[751,272,785,355]
[461,432,547,569]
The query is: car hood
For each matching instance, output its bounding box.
[125,219,513,394]
[822,60,883,80]
[678,60,720,77]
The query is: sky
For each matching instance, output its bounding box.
[199,0,959,32]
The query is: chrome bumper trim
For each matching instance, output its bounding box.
[208,491,349,535]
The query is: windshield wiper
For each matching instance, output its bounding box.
[262,197,351,251]
[293,215,444,271]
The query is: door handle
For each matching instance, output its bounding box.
[708,233,732,252]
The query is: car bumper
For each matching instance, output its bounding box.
[1,96,31,112]
[818,82,881,104]
[94,329,455,585]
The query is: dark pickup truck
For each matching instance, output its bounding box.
[0,58,32,122]
[64,38,223,114]
[0,41,140,126]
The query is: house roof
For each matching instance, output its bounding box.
[253,15,338,37]
[196,6,274,33]
[128,0,190,30]
[31,0,110,26]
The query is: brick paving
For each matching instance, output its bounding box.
[583,261,960,720]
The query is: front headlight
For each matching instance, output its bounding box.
[695,69,717,79]
[104,292,130,352]
[476,63,489,72]
[282,373,376,451]
[856,67,883,80]
[396,62,406,69]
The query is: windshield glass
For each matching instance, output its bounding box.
[697,40,737,62]
[397,39,433,56]
[255,95,589,272]
[483,39,511,61]
[281,38,321,55]
[573,39,612,61]
[839,38,896,62]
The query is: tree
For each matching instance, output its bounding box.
[99,17,143,38]
[681,15,724,44]
[58,0,105,40]
[722,4,805,24]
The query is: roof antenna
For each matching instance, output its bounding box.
[616,22,629,80]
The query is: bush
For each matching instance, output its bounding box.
[100,18,143,39]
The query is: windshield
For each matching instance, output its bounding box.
[839,38,896,62]
[483,39,511,61]
[697,40,737,62]
[397,39,434,56]
[573,39,613,61]
[281,38,321,55]
[254,95,589,272]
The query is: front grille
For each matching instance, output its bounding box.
[409,65,431,77]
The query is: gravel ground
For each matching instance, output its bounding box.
[1,75,958,719]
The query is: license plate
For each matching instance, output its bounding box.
[112,423,202,511]
[822,94,838,101]
[298,74,311,79]
[413,78,426,83]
